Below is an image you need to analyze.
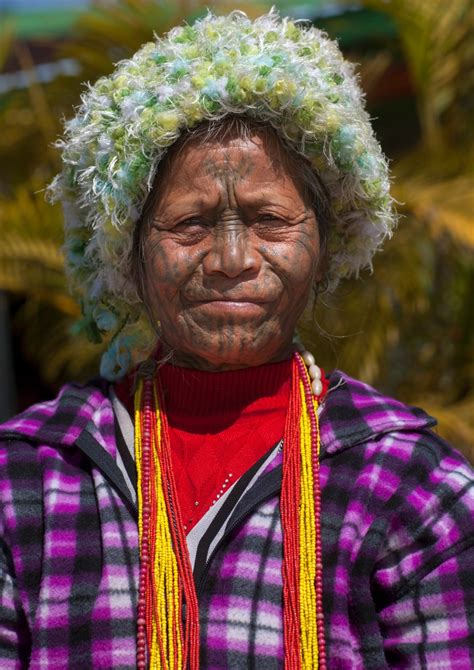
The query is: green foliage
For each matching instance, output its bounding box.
[0,0,472,457]
[61,0,269,81]
[363,0,474,148]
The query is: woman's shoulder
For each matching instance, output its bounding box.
[322,372,473,560]
[0,377,112,450]
[322,369,472,475]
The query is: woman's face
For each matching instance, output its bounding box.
[142,130,322,370]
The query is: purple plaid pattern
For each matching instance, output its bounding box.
[1,372,473,668]
[0,381,139,668]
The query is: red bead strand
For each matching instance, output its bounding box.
[295,354,327,670]
[137,377,153,670]
[281,360,303,670]
[156,380,200,670]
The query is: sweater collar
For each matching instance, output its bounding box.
[115,359,293,419]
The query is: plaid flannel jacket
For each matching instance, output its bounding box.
[0,371,473,669]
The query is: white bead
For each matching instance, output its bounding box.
[302,351,315,366]
[311,379,323,396]
[308,364,321,380]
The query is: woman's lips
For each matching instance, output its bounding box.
[189,298,270,315]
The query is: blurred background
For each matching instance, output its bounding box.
[0,0,473,460]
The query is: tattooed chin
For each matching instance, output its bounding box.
[158,304,299,370]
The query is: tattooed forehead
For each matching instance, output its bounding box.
[201,154,256,181]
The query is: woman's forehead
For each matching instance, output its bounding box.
[162,132,298,180]
[153,134,303,205]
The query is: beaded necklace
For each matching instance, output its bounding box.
[134,351,328,669]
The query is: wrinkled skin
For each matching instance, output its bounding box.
[143,130,322,370]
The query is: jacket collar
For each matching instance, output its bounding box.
[320,370,436,456]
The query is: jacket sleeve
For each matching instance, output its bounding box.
[374,432,474,668]
[0,530,30,667]
[379,545,474,667]
[0,443,31,668]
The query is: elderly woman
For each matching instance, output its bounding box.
[1,11,473,670]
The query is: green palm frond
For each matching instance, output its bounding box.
[63,0,182,78]
[300,207,473,392]
[63,0,269,80]
[14,302,101,384]
[363,0,474,146]
[358,1,474,247]
[394,173,474,248]
[0,188,102,382]
[0,188,77,315]
[0,19,14,70]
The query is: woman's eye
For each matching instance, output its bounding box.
[258,213,285,224]
[176,217,207,229]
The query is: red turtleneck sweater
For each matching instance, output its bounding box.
[115,360,292,530]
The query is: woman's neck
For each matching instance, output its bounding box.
[158,342,296,372]
[159,358,293,420]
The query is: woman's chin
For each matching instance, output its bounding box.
[159,319,296,371]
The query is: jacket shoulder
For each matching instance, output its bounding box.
[0,378,111,448]
[322,370,438,452]
[322,370,473,504]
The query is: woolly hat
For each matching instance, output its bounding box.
[49,9,396,380]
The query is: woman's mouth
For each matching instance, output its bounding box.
[189,298,271,316]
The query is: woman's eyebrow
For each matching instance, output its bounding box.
[157,193,296,219]
[234,189,299,209]
[152,195,219,222]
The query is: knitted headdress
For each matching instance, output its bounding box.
[48,9,396,380]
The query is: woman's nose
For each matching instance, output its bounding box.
[202,223,260,278]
